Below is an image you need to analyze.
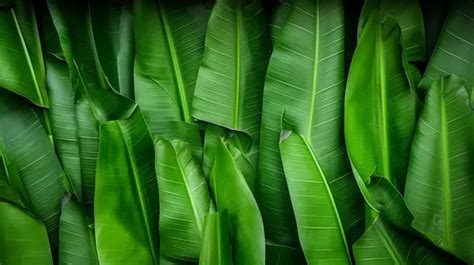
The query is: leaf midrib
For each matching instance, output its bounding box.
[233,0,241,129]
[373,216,403,265]
[301,135,351,263]
[118,122,158,264]
[306,0,320,139]
[158,4,191,123]
[10,8,44,106]
[439,79,452,247]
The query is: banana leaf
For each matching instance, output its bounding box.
[134,0,209,149]
[0,0,48,107]
[345,11,417,192]
[358,0,426,62]
[59,195,98,265]
[210,138,265,265]
[192,0,271,144]
[420,0,451,59]
[155,137,212,261]
[405,75,474,263]
[94,108,159,265]
[199,211,233,265]
[419,0,474,93]
[258,0,362,248]
[47,0,136,122]
[0,201,53,265]
[280,131,351,264]
[90,0,134,98]
[0,90,64,248]
[268,0,292,46]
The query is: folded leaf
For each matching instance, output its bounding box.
[420,0,474,91]
[268,0,292,46]
[199,211,233,265]
[0,202,53,265]
[259,0,362,247]
[280,131,351,264]
[405,75,474,262]
[134,0,208,146]
[353,213,461,265]
[155,138,212,261]
[210,138,265,265]
[192,0,270,143]
[59,196,98,265]
[0,90,64,247]
[0,0,48,107]
[345,11,417,191]
[358,0,426,62]
[95,108,159,265]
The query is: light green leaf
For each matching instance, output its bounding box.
[258,0,362,247]
[210,138,265,265]
[95,108,159,265]
[405,75,474,262]
[0,90,64,247]
[155,138,212,261]
[0,202,53,265]
[199,211,233,265]
[419,0,474,91]
[134,0,208,146]
[59,195,98,265]
[0,0,48,107]
[280,131,351,264]
[192,0,270,142]
[345,11,417,191]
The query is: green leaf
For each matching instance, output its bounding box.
[0,0,48,107]
[59,195,98,265]
[258,0,362,247]
[268,0,292,46]
[0,202,53,265]
[94,108,159,265]
[404,75,474,262]
[155,138,212,261]
[265,241,306,265]
[210,138,265,265]
[419,0,474,91]
[358,0,426,62]
[353,214,461,265]
[280,131,351,264]
[345,11,417,191]
[192,0,271,143]
[90,0,134,98]
[134,0,208,146]
[0,90,64,247]
[47,0,136,122]
[199,211,233,265]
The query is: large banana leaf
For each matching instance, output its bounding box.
[210,138,265,265]
[155,138,212,261]
[345,11,417,191]
[90,0,134,98]
[47,0,136,122]
[0,0,48,107]
[0,90,64,247]
[268,0,292,46]
[280,131,351,264]
[419,0,474,91]
[358,0,425,62]
[192,0,271,143]
[134,0,209,148]
[59,196,98,265]
[199,211,233,265]
[94,108,159,265]
[258,0,362,247]
[404,75,474,262]
[0,201,53,265]
[353,211,461,265]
